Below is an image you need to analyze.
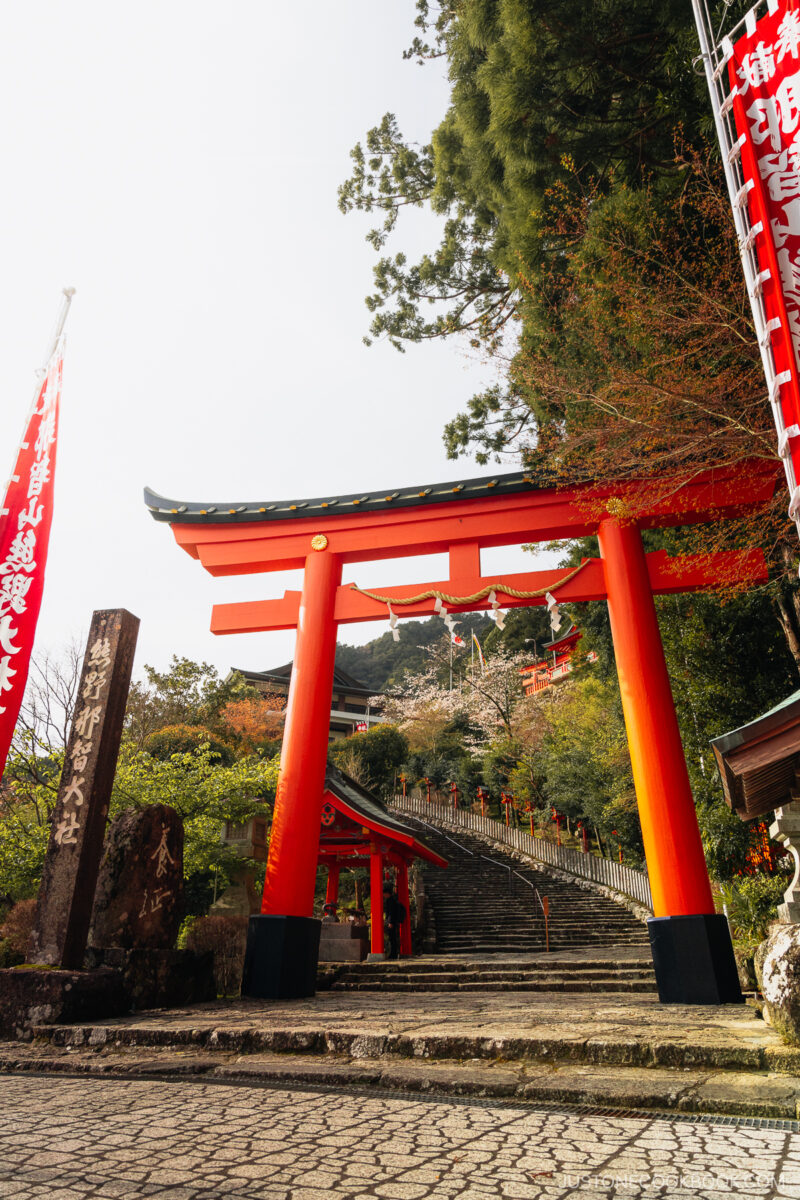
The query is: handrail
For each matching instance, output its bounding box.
[407,809,547,924]
[407,810,514,889]
[392,794,653,912]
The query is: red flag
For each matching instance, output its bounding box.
[0,334,66,777]
[728,4,800,513]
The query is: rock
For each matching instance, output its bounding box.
[89,806,184,950]
[83,948,216,1010]
[735,946,758,991]
[0,967,128,1039]
[755,923,800,1044]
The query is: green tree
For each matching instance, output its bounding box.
[535,674,642,860]
[125,658,257,748]
[329,724,409,800]
[340,0,711,353]
[144,724,235,766]
[110,745,279,886]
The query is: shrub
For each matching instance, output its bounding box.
[718,874,789,945]
[0,898,37,963]
[329,724,408,799]
[144,724,234,765]
[184,914,248,996]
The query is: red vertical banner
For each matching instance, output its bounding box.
[0,349,63,776]
[729,2,800,506]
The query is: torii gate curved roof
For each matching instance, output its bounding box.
[145,469,542,526]
[144,462,778,533]
[143,462,778,636]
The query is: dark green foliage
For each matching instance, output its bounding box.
[718,873,790,944]
[183,871,217,919]
[482,604,551,656]
[407,738,483,803]
[340,0,716,353]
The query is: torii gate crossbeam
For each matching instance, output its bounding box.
[146,461,778,1005]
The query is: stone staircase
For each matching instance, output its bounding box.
[330,815,654,994]
[408,817,649,955]
[330,956,656,993]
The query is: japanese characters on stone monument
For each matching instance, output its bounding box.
[89,805,184,950]
[28,608,140,968]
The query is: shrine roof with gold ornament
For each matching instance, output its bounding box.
[143,469,543,526]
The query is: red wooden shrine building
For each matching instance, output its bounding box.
[146,460,778,1004]
[520,622,596,696]
[318,766,447,959]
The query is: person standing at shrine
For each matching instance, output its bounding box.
[384,888,406,960]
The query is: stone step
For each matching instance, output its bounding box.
[432,940,649,951]
[24,1011,800,1074]
[0,1042,797,1119]
[341,960,653,975]
[338,964,654,977]
[331,980,658,993]
[332,981,656,992]
[334,976,657,989]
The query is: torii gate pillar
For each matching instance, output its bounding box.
[241,545,342,999]
[598,519,741,1004]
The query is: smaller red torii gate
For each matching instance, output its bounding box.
[317,765,447,962]
[146,460,778,1004]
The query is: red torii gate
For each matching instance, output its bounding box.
[145,460,778,1004]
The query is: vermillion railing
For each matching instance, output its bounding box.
[390,794,653,912]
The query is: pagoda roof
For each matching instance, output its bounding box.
[322,765,448,868]
[236,662,377,697]
[144,469,544,527]
[543,621,580,651]
[710,689,800,821]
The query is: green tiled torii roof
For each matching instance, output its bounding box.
[144,470,540,525]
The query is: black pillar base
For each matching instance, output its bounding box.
[241,915,321,1000]
[648,914,743,1005]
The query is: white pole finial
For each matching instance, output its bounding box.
[41,288,76,371]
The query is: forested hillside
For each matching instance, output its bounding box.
[336,612,497,692]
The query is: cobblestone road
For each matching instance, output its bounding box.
[0,1075,799,1199]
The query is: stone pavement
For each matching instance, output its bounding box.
[28,988,790,1069]
[5,987,800,1118]
[0,1073,799,1199]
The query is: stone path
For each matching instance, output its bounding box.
[0,1074,799,1199]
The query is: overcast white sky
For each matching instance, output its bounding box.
[0,2,549,682]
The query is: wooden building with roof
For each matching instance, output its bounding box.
[233,662,383,742]
[710,689,800,821]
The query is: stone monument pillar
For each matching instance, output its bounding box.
[29,609,139,968]
[89,805,184,949]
